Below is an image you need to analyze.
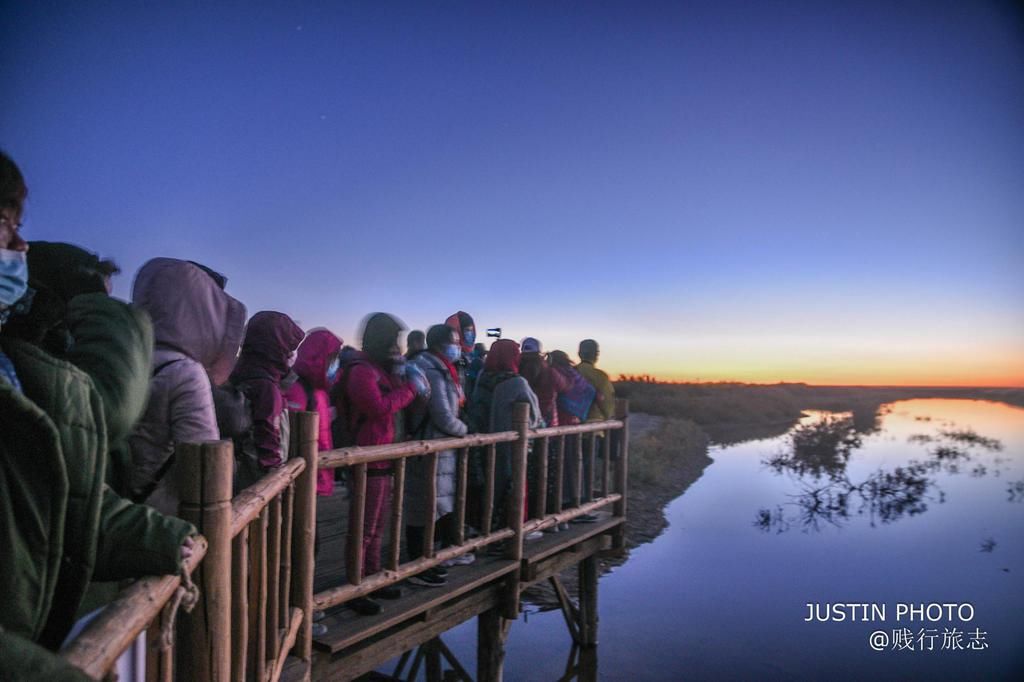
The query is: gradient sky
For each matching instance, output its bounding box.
[3,1,1022,386]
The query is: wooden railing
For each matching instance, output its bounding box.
[59,539,209,679]
[313,399,630,617]
[61,398,629,680]
[61,412,319,682]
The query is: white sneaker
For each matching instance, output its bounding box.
[312,610,326,622]
[525,531,544,542]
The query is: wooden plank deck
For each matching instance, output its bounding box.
[313,553,519,654]
[308,497,623,680]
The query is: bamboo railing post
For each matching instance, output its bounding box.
[613,399,629,551]
[267,495,282,664]
[507,403,529,561]
[290,411,318,662]
[534,436,549,520]
[424,453,439,558]
[455,448,468,546]
[231,528,250,682]
[249,509,268,681]
[280,484,294,625]
[601,428,612,497]
[347,463,368,585]
[586,433,596,504]
[177,441,233,682]
[553,436,565,515]
[482,444,496,535]
[388,457,406,571]
[574,434,584,508]
[147,601,174,682]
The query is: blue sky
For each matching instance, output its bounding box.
[3,1,1022,384]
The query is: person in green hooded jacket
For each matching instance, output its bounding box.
[0,151,195,680]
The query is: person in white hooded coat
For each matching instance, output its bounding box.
[405,324,469,565]
[128,258,246,515]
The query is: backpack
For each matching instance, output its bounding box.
[557,367,597,422]
[221,377,291,492]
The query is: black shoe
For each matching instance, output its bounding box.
[349,597,383,616]
[373,585,402,600]
[408,571,447,588]
[571,513,598,524]
[430,565,448,578]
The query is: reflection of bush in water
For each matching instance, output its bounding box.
[757,415,1011,533]
[756,464,931,532]
[938,428,1003,451]
[765,416,862,480]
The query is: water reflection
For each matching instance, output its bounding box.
[756,413,1007,533]
[557,644,598,682]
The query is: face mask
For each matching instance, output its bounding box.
[326,357,340,383]
[444,344,461,362]
[462,329,476,346]
[0,249,29,307]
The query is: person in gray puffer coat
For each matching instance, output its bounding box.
[405,324,469,566]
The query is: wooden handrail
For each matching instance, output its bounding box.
[319,431,517,469]
[317,418,624,470]
[61,539,209,679]
[230,457,306,537]
[521,495,622,534]
[313,529,516,611]
[532,420,624,437]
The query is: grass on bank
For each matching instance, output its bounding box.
[628,417,710,489]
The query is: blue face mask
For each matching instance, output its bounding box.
[444,344,461,363]
[0,249,29,308]
[326,357,340,383]
[462,329,475,346]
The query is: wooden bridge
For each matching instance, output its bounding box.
[60,400,630,681]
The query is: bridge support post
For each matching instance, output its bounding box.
[477,607,508,682]
[578,555,599,647]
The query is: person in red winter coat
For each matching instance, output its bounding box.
[333,313,429,615]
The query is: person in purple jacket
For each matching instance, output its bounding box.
[229,311,304,488]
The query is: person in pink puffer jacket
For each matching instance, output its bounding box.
[284,327,343,497]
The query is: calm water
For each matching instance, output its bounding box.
[417,399,1024,680]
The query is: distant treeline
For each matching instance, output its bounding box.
[613,379,1024,444]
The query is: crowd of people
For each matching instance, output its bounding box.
[0,150,616,673]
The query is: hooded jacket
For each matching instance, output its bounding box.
[405,350,468,526]
[3,244,154,495]
[230,311,305,469]
[0,300,194,670]
[129,258,247,514]
[284,328,342,496]
[334,351,415,470]
[519,352,569,427]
